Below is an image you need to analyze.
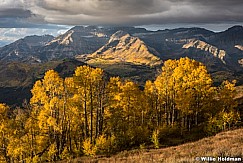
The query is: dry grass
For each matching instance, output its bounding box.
[65,128,243,163]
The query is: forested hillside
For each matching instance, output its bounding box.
[0,58,240,162]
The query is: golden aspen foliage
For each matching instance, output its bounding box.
[151,129,160,149]
[154,58,215,130]
[207,80,240,133]
[0,58,240,161]
[82,138,97,156]
[0,104,11,162]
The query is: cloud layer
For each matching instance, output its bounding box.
[0,25,71,47]
[1,0,243,27]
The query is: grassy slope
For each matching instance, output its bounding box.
[68,128,243,163]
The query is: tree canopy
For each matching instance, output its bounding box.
[0,58,240,162]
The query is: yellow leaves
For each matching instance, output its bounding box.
[144,80,155,94]
[0,124,5,133]
[7,137,27,159]
[74,65,104,88]
[2,59,240,161]
[207,109,240,133]
[0,103,9,118]
[30,80,45,105]
[104,109,112,118]
[114,94,122,101]
[95,134,117,154]
[30,70,64,107]
[75,65,91,78]
[107,77,122,94]
[113,80,142,114]
[36,135,48,146]
[0,103,10,134]
[37,109,49,130]
[64,77,74,87]
[151,129,160,149]
[47,117,57,128]
[82,138,97,156]
[60,147,71,160]
[24,117,37,131]
[48,144,57,161]
[82,135,115,156]
[95,134,108,153]
[26,155,40,163]
[43,70,64,93]
[221,80,236,92]
[171,57,212,91]
[154,57,215,116]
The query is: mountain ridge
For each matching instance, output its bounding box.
[182,39,227,64]
[85,30,162,67]
[0,25,243,80]
[0,35,54,62]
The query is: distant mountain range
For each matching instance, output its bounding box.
[0,35,54,62]
[1,25,243,105]
[1,25,243,69]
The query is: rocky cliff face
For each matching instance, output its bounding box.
[39,26,110,61]
[86,30,162,67]
[235,45,243,51]
[183,39,227,64]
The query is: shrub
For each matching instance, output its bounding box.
[151,129,160,149]
[82,138,97,156]
[96,134,108,154]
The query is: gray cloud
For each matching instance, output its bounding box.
[1,0,243,27]
[37,0,169,16]
[0,8,32,18]
[0,26,71,47]
[1,0,243,45]
[30,0,243,25]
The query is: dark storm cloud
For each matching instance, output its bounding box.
[0,8,32,18]
[1,0,243,45]
[0,17,55,28]
[36,0,169,16]
[1,0,243,26]
[0,0,45,28]
[30,0,243,25]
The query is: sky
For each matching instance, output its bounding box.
[1,0,243,46]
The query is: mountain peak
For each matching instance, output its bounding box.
[226,25,243,32]
[86,31,162,67]
[109,30,130,42]
[69,26,85,32]
[47,30,74,46]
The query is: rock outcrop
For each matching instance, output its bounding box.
[86,31,162,67]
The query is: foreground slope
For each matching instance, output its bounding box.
[70,128,243,163]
